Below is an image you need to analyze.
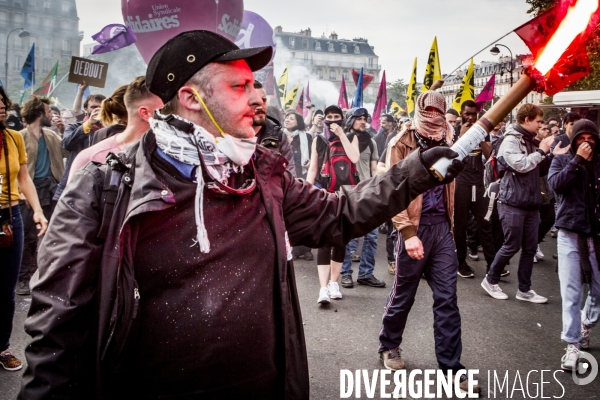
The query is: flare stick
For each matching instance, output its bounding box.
[430,75,538,180]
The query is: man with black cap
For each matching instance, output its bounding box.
[548,119,600,371]
[20,30,463,399]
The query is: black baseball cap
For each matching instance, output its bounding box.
[324,105,343,117]
[146,30,273,103]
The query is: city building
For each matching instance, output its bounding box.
[0,0,82,90]
[442,55,548,119]
[274,26,381,100]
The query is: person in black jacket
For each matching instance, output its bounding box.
[482,104,568,303]
[548,119,600,371]
[19,30,463,400]
[252,81,295,176]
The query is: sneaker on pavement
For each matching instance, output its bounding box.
[481,277,508,300]
[388,262,396,275]
[351,253,360,262]
[533,256,538,263]
[357,276,386,288]
[0,349,22,371]
[561,344,579,371]
[303,251,314,261]
[516,289,547,303]
[340,275,354,288]
[458,262,475,278]
[487,266,510,277]
[327,281,342,299]
[380,347,405,370]
[580,324,592,350]
[16,280,30,296]
[467,248,479,261]
[536,245,545,260]
[453,372,481,394]
[317,287,330,304]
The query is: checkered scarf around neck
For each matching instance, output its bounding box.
[413,91,453,142]
[150,112,256,254]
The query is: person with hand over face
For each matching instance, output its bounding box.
[19,30,463,400]
[0,87,48,372]
[548,119,600,371]
[306,105,359,304]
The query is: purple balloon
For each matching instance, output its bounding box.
[234,10,276,59]
[122,0,244,63]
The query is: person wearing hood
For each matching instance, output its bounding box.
[283,110,312,180]
[482,104,568,303]
[378,89,479,394]
[19,30,464,399]
[548,119,600,371]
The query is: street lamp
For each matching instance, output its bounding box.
[490,43,514,122]
[4,28,31,90]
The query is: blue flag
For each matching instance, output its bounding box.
[351,67,364,108]
[20,44,35,89]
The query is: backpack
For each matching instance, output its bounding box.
[483,135,507,188]
[319,137,360,193]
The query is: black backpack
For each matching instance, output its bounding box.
[319,137,360,193]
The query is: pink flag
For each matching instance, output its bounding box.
[371,71,387,131]
[303,82,311,118]
[338,75,349,109]
[296,88,305,114]
[475,73,496,111]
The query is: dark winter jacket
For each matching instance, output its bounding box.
[497,124,553,210]
[256,116,297,176]
[20,129,440,400]
[548,127,600,237]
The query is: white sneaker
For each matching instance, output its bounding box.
[561,344,579,370]
[516,289,547,303]
[481,278,508,300]
[327,281,342,299]
[536,245,545,260]
[533,256,538,263]
[317,287,330,304]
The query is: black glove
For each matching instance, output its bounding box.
[420,147,465,184]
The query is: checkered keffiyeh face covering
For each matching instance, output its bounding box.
[413,91,453,141]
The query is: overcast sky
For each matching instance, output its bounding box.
[75,0,534,83]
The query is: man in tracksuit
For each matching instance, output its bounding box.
[548,119,600,371]
[482,104,567,302]
[378,90,479,394]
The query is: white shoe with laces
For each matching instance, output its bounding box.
[516,289,547,303]
[561,344,579,370]
[536,245,545,260]
[327,281,342,299]
[481,278,508,300]
[317,287,330,304]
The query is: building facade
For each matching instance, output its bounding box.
[442,55,548,119]
[0,0,82,90]
[274,27,381,99]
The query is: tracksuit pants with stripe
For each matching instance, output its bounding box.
[378,219,465,372]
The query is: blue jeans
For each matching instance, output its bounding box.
[557,229,600,343]
[341,227,378,279]
[0,206,24,352]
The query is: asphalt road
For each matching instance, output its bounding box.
[1,232,598,399]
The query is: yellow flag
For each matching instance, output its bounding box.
[277,64,289,105]
[391,101,404,116]
[284,83,300,109]
[406,58,417,115]
[422,37,442,91]
[452,58,475,113]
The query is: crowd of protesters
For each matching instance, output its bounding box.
[0,29,597,398]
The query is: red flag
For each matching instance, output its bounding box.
[338,75,349,109]
[295,88,305,114]
[351,69,374,89]
[514,0,600,95]
[475,73,495,111]
[371,71,387,131]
